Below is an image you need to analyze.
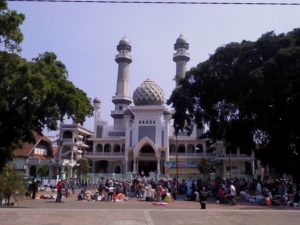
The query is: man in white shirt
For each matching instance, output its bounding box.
[229,182,237,205]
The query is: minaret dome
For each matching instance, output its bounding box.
[173,34,190,87]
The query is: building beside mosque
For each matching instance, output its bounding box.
[76,35,256,179]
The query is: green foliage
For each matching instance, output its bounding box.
[37,165,49,178]
[0,164,25,204]
[0,0,25,52]
[76,158,91,176]
[0,1,93,171]
[197,158,214,175]
[168,29,300,180]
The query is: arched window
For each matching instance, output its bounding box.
[196,144,203,153]
[97,160,108,173]
[113,144,121,153]
[169,144,176,153]
[96,144,103,152]
[104,144,111,152]
[115,165,121,174]
[62,131,72,139]
[187,144,194,153]
[178,144,186,153]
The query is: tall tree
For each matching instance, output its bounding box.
[168,29,300,180]
[0,1,93,171]
[0,0,24,52]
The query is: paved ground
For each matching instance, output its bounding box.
[1,192,300,225]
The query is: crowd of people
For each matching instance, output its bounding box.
[27,175,300,209]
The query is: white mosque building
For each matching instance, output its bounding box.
[82,35,256,179]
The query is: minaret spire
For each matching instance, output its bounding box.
[173,34,190,87]
[111,37,133,129]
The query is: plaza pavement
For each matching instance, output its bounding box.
[1,193,300,225]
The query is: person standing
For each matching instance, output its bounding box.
[56,179,63,202]
[31,178,38,200]
[199,186,207,209]
[229,182,237,205]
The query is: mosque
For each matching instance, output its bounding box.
[84,35,257,178]
[62,35,256,179]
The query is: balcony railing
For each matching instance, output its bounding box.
[173,52,190,58]
[169,152,206,156]
[85,152,125,156]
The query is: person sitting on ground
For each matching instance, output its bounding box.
[84,190,92,201]
[155,183,163,202]
[77,190,85,201]
[218,186,226,204]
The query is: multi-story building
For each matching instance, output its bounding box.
[58,124,93,179]
[85,35,256,179]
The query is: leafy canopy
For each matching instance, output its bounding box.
[0,0,24,52]
[168,29,300,180]
[0,1,93,171]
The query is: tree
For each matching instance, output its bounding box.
[0,1,93,171]
[0,0,24,52]
[76,158,91,177]
[0,164,25,205]
[197,158,215,181]
[168,29,300,180]
[37,165,49,178]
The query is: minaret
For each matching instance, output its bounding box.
[111,37,133,129]
[93,97,101,137]
[173,34,190,87]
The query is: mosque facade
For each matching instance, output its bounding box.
[84,35,255,178]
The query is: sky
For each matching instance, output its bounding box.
[8,0,300,135]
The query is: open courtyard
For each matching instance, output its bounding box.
[1,193,300,225]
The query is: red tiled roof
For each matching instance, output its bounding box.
[14,131,52,158]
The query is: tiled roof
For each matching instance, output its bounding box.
[14,131,52,158]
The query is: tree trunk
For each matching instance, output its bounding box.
[7,194,11,205]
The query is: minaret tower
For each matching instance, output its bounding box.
[93,97,101,137]
[111,37,133,129]
[173,34,190,87]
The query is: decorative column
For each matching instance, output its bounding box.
[157,158,161,175]
[125,154,128,174]
[133,157,137,174]
[92,160,96,173]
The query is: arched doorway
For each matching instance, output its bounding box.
[138,144,157,176]
[96,160,108,173]
[115,165,121,174]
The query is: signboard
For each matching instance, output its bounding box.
[165,160,200,175]
[168,168,199,175]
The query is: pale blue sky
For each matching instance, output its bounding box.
[8,0,300,134]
